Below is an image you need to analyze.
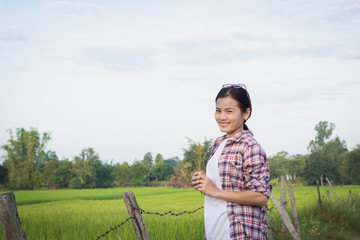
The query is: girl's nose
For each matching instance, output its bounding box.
[219,113,226,120]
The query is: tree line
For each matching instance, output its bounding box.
[0,121,359,190]
[268,121,360,186]
[0,127,183,189]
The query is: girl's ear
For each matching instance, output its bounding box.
[244,108,251,121]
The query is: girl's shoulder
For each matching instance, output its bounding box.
[231,131,266,154]
[230,130,257,145]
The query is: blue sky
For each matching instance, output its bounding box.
[1,0,360,163]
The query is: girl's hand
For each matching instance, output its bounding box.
[191,171,220,198]
[191,171,202,187]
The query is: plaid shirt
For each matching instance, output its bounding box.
[210,130,271,240]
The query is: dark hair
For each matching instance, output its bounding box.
[215,87,252,130]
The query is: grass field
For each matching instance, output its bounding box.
[1,185,359,240]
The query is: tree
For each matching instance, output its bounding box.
[164,157,181,167]
[54,159,73,188]
[148,163,175,181]
[71,148,98,188]
[42,151,60,188]
[268,151,304,184]
[0,162,8,186]
[113,162,130,187]
[154,153,164,165]
[95,161,115,188]
[1,127,51,189]
[302,152,322,185]
[302,136,347,185]
[308,121,335,152]
[141,152,153,169]
[268,151,291,180]
[71,148,114,188]
[340,145,360,184]
[130,161,148,186]
[304,121,345,185]
[157,163,175,181]
[288,154,305,181]
[320,137,347,183]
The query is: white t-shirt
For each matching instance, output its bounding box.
[204,139,231,240]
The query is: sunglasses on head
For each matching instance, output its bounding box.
[222,83,251,106]
[222,83,247,90]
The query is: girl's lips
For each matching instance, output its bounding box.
[219,122,229,127]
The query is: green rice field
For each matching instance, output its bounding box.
[1,185,359,240]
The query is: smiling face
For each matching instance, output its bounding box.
[215,96,250,138]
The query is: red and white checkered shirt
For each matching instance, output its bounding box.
[210,130,271,240]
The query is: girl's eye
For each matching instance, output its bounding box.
[227,110,232,113]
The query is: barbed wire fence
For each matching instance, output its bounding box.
[96,191,204,240]
[97,204,292,240]
[96,216,133,240]
[96,200,283,240]
[95,191,293,240]
[96,183,300,240]
[139,205,204,217]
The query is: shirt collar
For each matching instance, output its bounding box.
[218,130,253,143]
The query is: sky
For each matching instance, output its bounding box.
[1,0,360,164]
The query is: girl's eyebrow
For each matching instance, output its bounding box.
[216,107,235,110]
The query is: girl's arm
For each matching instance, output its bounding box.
[192,171,268,206]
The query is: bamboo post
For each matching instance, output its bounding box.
[325,177,341,206]
[288,185,300,235]
[326,190,332,206]
[270,192,300,240]
[0,192,28,240]
[280,175,287,232]
[354,193,356,209]
[267,222,273,240]
[348,190,351,205]
[320,174,323,187]
[122,191,150,240]
[316,181,322,208]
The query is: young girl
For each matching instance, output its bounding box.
[192,83,271,240]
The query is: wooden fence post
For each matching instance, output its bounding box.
[288,185,300,235]
[270,192,300,240]
[0,192,28,240]
[325,178,341,206]
[348,190,351,205]
[316,180,322,208]
[320,174,324,187]
[267,222,273,240]
[122,191,150,240]
[280,175,287,232]
[354,193,356,209]
[326,190,332,206]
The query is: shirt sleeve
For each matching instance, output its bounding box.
[243,143,272,198]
